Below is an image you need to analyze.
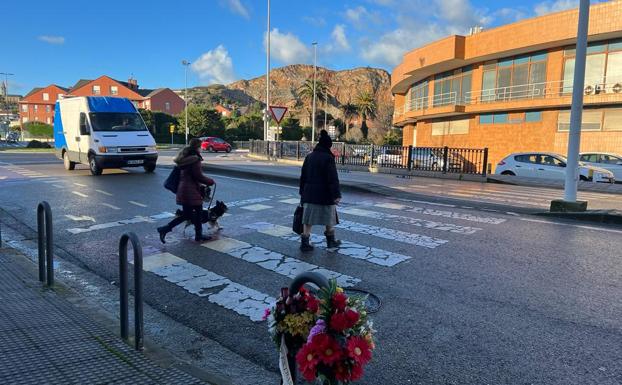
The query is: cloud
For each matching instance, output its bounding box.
[434,0,488,30]
[367,0,395,5]
[534,0,578,16]
[344,6,382,26]
[38,35,65,45]
[325,24,351,53]
[265,28,311,65]
[191,45,236,85]
[219,0,250,19]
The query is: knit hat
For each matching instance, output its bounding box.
[318,129,332,149]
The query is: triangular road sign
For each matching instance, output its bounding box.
[269,106,288,124]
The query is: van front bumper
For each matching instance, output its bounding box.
[93,153,158,168]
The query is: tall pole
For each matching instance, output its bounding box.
[311,42,318,143]
[265,0,271,141]
[0,72,14,110]
[324,88,327,133]
[563,0,590,203]
[182,60,190,145]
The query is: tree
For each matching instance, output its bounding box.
[382,128,403,145]
[297,78,329,127]
[177,106,225,138]
[280,117,303,140]
[23,122,53,138]
[355,91,377,139]
[340,102,358,137]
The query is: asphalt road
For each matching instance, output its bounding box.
[1,152,622,385]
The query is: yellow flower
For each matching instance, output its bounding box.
[335,287,344,293]
[281,313,315,337]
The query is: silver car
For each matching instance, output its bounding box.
[579,152,622,183]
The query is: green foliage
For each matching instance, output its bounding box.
[222,113,263,141]
[23,122,53,138]
[280,118,303,140]
[333,118,345,139]
[301,126,312,141]
[177,106,225,138]
[139,109,178,135]
[26,140,52,148]
[355,91,377,139]
[382,128,403,145]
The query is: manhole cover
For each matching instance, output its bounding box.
[344,288,381,314]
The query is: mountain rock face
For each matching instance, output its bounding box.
[185,64,393,128]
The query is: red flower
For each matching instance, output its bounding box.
[306,295,320,313]
[346,336,372,365]
[330,312,349,332]
[310,334,342,366]
[345,309,360,328]
[350,362,364,381]
[332,292,348,311]
[296,343,318,377]
[334,362,351,382]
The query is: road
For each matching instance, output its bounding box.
[1,151,622,384]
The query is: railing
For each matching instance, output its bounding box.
[232,141,250,150]
[249,140,489,176]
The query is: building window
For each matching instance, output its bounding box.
[46,105,51,113]
[603,109,622,131]
[479,114,493,124]
[525,111,541,122]
[558,110,603,131]
[110,86,118,95]
[145,100,151,108]
[46,117,51,124]
[21,105,27,112]
[431,118,470,135]
[479,113,511,124]
[406,80,429,111]
[43,93,49,101]
[481,52,547,102]
[433,67,472,106]
[563,39,622,93]
[92,85,101,95]
[165,102,170,111]
[34,105,38,112]
[493,113,508,123]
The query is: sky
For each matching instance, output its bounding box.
[1,0,586,94]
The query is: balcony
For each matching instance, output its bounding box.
[394,79,622,123]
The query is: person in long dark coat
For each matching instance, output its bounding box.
[298,130,342,251]
[157,138,215,243]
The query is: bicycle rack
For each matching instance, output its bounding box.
[118,232,144,351]
[37,201,54,286]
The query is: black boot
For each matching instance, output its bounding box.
[325,231,342,248]
[194,228,211,242]
[157,226,170,244]
[300,235,314,252]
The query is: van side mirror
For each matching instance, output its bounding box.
[79,113,90,135]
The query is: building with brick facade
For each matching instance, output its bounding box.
[19,76,184,128]
[392,1,622,171]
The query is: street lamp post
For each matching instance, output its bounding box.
[0,72,14,109]
[311,42,318,143]
[265,0,271,141]
[181,60,190,145]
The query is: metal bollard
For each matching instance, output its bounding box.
[37,201,54,286]
[118,232,144,351]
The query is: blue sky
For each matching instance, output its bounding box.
[1,0,583,94]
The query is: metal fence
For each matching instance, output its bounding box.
[248,140,489,176]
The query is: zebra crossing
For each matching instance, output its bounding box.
[68,193,509,323]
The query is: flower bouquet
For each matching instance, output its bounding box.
[295,280,375,384]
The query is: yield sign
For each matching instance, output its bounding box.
[269,106,288,124]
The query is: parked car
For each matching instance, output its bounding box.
[496,152,615,183]
[201,137,231,153]
[376,148,404,167]
[411,148,445,170]
[579,152,622,183]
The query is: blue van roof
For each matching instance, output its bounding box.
[87,97,137,113]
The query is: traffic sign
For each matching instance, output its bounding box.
[269,106,288,124]
[169,124,175,134]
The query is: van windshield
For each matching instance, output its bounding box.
[89,113,147,132]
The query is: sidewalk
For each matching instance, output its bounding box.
[0,246,207,385]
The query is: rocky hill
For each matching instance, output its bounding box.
[184,65,393,129]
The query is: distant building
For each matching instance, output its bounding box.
[215,104,233,117]
[19,75,185,128]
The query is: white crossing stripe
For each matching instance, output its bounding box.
[73,182,87,187]
[279,198,301,205]
[72,191,88,198]
[227,197,271,207]
[240,204,273,211]
[52,184,63,188]
[129,201,148,207]
[65,215,95,222]
[0,176,6,180]
[42,180,62,184]
[96,189,113,196]
[202,237,360,287]
[339,207,482,234]
[337,219,447,248]
[244,223,411,266]
[101,203,121,210]
[141,252,274,322]
[67,212,175,234]
[370,202,507,225]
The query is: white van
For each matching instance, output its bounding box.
[54,96,158,175]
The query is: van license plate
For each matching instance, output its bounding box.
[127,160,144,165]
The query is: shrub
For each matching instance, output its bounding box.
[26,140,52,148]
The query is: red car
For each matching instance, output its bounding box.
[200,137,232,153]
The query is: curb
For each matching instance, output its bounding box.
[487,176,622,195]
[534,210,622,224]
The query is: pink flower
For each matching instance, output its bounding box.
[262,308,271,321]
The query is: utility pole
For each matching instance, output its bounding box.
[265,0,271,141]
[562,0,590,205]
[324,87,328,133]
[0,72,14,111]
[181,60,190,145]
[311,42,318,143]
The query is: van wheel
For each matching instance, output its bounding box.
[501,171,516,176]
[579,175,589,181]
[144,164,156,173]
[89,157,103,176]
[63,152,75,171]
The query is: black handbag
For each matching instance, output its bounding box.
[164,167,181,194]
[293,205,304,235]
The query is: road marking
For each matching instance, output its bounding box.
[73,182,87,187]
[72,191,88,198]
[339,207,482,234]
[371,202,507,225]
[245,222,411,267]
[65,215,96,222]
[0,176,6,180]
[279,198,301,205]
[141,252,274,322]
[518,218,622,234]
[129,201,148,207]
[96,189,113,196]
[226,197,271,207]
[240,204,273,211]
[52,184,63,188]
[42,180,62,184]
[215,175,298,189]
[67,212,174,234]
[395,198,457,208]
[101,203,121,210]
[337,219,448,249]
[202,237,360,287]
